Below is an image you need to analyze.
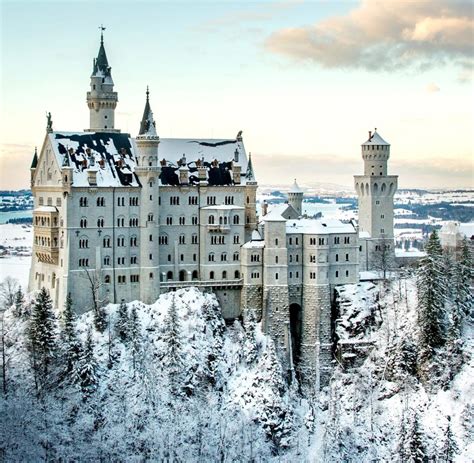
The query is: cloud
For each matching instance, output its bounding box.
[426,82,440,93]
[264,0,474,73]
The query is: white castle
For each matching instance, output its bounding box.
[29,34,397,385]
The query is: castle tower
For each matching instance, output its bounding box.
[86,29,119,133]
[134,87,161,303]
[288,179,303,216]
[244,151,258,241]
[354,129,398,268]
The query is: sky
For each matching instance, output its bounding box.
[1,0,473,190]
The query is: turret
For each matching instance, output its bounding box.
[135,87,160,166]
[361,129,390,176]
[86,28,119,133]
[288,179,303,216]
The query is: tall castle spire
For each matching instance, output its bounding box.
[136,87,159,167]
[86,26,119,133]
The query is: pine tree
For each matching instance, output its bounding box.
[60,293,82,378]
[76,328,99,400]
[14,287,24,317]
[417,230,446,350]
[404,412,426,463]
[439,416,458,462]
[115,301,129,342]
[94,305,107,333]
[128,305,142,374]
[243,311,258,365]
[28,287,57,378]
[455,237,473,318]
[163,295,183,397]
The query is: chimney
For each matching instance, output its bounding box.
[368,130,372,139]
[179,166,189,185]
[87,168,98,186]
[262,201,268,216]
[234,148,239,163]
[232,163,241,184]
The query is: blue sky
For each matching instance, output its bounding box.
[1,0,473,189]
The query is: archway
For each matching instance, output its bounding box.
[289,303,302,367]
[179,270,187,282]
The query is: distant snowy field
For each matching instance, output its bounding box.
[0,223,33,290]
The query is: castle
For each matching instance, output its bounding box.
[29,33,397,385]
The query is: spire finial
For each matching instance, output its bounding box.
[146,86,149,101]
[99,25,106,45]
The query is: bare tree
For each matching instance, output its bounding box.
[372,237,395,280]
[0,277,19,309]
[82,268,108,331]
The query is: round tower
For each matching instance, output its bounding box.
[361,129,390,176]
[86,29,119,133]
[288,179,303,216]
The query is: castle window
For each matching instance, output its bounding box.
[192,234,198,244]
[296,255,299,262]
[381,228,385,234]
[221,253,227,262]
[359,245,362,252]
[346,270,349,277]
[117,236,125,247]
[381,214,384,219]
[39,197,44,206]
[117,216,125,227]
[334,237,340,244]
[131,256,138,265]
[79,238,89,249]
[167,271,173,281]
[193,253,197,262]
[345,253,349,261]
[103,256,110,266]
[80,218,88,228]
[310,238,315,245]
[310,255,316,263]
[117,257,125,265]
[233,215,240,225]
[335,271,339,278]
[150,195,153,201]
[296,238,299,245]
[207,196,216,206]
[233,252,239,261]
[56,198,62,207]
[296,271,299,278]
[235,270,240,279]
[209,271,215,280]
[97,218,104,228]
[319,238,325,245]
[118,275,126,284]
[78,258,89,267]
[289,237,292,245]
[149,273,154,279]
[104,275,111,284]
[189,196,198,205]
[246,196,250,204]
[129,217,139,227]
[159,235,168,245]
[192,270,199,280]
[149,254,153,260]
[208,215,215,225]
[166,216,173,225]
[275,239,278,246]
[222,271,227,279]
[344,237,350,244]
[246,216,250,224]
[180,254,184,262]
[192,216,198,225]
[148,213,154,222]
[209,253,215,262]
[128,236,137,247]
[179,216,185,225]
[103,236,111,248]
[275,272,279,280]
[275,256,279,264]
[79,197,88,207]
[97,197,105,207]
[233,234,240,244]
[179,234,186,245]
[290,271,293,279]
[335,254,339,262]
[376,200,380,205]
[290,255,293,263]
[130,275,139,283]
[170,196,180,205]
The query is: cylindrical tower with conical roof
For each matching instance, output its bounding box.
[288,179,303,216]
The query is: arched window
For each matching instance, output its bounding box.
[80,217,87,228]
[103,236,111,248]
[192,270,198,280]
[148,213,154,222]
[208,215,215,225]
[222,271,227,279]
[235,270,240,279]
[167,271,173,281]
[104,275,111,284]
[233,215,239,225]
[209,271,215,280]
[97,217,104,228]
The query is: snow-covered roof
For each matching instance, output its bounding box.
[359,231,371,239]
[49,132,139,188]
[34,206,58,213]
[286,218,356,235]
[459,223,474,239]
[243,239,265,249]
[48,132,252,188]
[262,207,287,222]
[289,179,303,194]
[157,138,250,186]
[251,229,263,241]
[362,130,389,146]
[201,205,244,210]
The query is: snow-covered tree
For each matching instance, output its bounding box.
[243,310,258,365]
[28,287,57,379]
[115,301,129,342]
[14,286,25,317]
[162,295,183,397]
[439,416,458,462]
[128,305,142,374]
[76,328,98,400]
[417,230,446,350]
[404,411,427,462]
[0,276,19,309]
[455,237,473,318]
[59,293,82,380]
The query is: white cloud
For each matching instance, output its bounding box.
[264,0,474,73]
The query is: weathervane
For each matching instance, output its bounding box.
[99,24,106,43]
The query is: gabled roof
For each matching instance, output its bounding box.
[49,131,139,188]
[362,130,389,146]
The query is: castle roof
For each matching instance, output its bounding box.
[92,32,112,79]
[289,179,303,194]
[138,87,158,137]
[47,131,252,188]
[48,131,139,188]
[286,218,356,235]
[362,130,389,146]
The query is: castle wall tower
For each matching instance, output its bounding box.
[288,179,303,216]
[354,129,398,268]
[86,31,119,133]
[244,151,258,242]
[134,88,160,303]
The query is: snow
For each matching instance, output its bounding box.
[395,248,426,258]
[34,205,58,213]
[362,130,389,146]
[286,218,356,235]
